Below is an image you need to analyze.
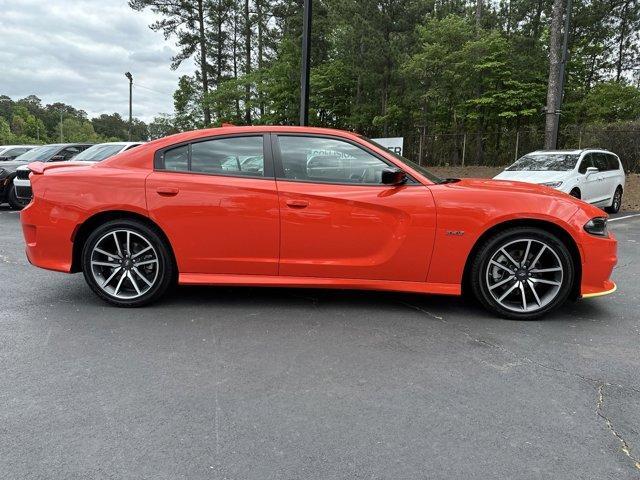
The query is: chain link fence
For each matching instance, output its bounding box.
[406,125,640,172]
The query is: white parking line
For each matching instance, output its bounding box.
[609,213,640,223]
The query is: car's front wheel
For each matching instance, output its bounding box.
[81,219,174,307]
[471,227,574,320]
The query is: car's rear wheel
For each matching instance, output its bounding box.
[605,187,622,214]
[7,183,29,210]
[471,227,574,320]
[81,219,174,307]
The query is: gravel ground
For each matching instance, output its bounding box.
[430,166,640,212]
[1,207,639,479]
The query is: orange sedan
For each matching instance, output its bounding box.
[20,126,617,319]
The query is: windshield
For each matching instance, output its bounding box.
[14,145,60,162]
[506,153,579,171]
[73,144,125,161]
[361,136,443,183]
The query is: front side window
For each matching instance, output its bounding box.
[578,155,594,174]
[60,146,81,160]
[277,136,389,184]
[593,153,609,171]
[191,137,264,176]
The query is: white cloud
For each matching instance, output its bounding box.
[0,0,193,121]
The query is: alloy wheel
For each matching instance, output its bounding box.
[485,238,563,313]
[90,229,160,300]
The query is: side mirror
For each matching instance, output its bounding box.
[381,167,407,185]
[585,166,599,176]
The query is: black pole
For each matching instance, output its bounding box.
[299,0,312,126]
[125,72,133,141]
[554,0,572,148]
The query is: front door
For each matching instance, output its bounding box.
[273,134,436,282]
[146,134,280,275]
[577,153,602,203]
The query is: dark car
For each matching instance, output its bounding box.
[0,143,92,210]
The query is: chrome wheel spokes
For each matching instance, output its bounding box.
[485,238,563,313]
[90,229,159,300]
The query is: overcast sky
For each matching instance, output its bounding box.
[0,0,192,122]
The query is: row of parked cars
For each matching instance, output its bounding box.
[0,142,142,209]
[0,141,626,215]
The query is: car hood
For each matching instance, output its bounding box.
[449,177,579,201]
[493,170,573,184]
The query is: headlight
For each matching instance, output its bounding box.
[541,181,563,188]
[584,217,608,237]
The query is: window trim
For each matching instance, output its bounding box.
[270,133,418,186]
[153,133,274,179]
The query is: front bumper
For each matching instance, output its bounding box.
[579,231,618,298]
[13,177,32,200]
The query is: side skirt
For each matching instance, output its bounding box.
[179,273,461,296]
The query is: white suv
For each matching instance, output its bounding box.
[494,149,626,213]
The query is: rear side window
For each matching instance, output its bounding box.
[191,137,264,176]
[163,145,189,171]
[158,136,266,177]
[606,154,620,171]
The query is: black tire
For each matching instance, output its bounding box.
[81,219,174,307]
[7,183,29,210]
[470,227,575,320]
[569,188,580,199]
[605,187,623,214]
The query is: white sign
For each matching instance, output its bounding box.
[373,137,404,156]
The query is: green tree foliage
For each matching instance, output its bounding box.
[0,95,150,144]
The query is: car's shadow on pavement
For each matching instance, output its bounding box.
[136,283,600,324]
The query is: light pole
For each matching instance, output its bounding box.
[125,72,133,141]
[299,0,312,126]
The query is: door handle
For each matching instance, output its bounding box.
[156,186,179,196]
[286,199,309,209]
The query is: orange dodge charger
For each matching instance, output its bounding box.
[20,126,617,319]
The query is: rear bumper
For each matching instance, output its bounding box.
[20,201,74,273]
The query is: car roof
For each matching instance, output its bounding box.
[528,148,614,155]
[0,145,39,148]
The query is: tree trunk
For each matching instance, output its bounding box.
[233,10,241,119]
[197,0,211,126]
[615,1,629,82]
[256,0,265,118]
[244,0,252,124]
[476,0,482,29]
[544,0,565,149]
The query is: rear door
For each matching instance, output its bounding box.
[600,153,622,202]
[146,134,280,275]
[273,134,436,282]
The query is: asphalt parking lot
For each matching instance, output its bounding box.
[1,207,639,479]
